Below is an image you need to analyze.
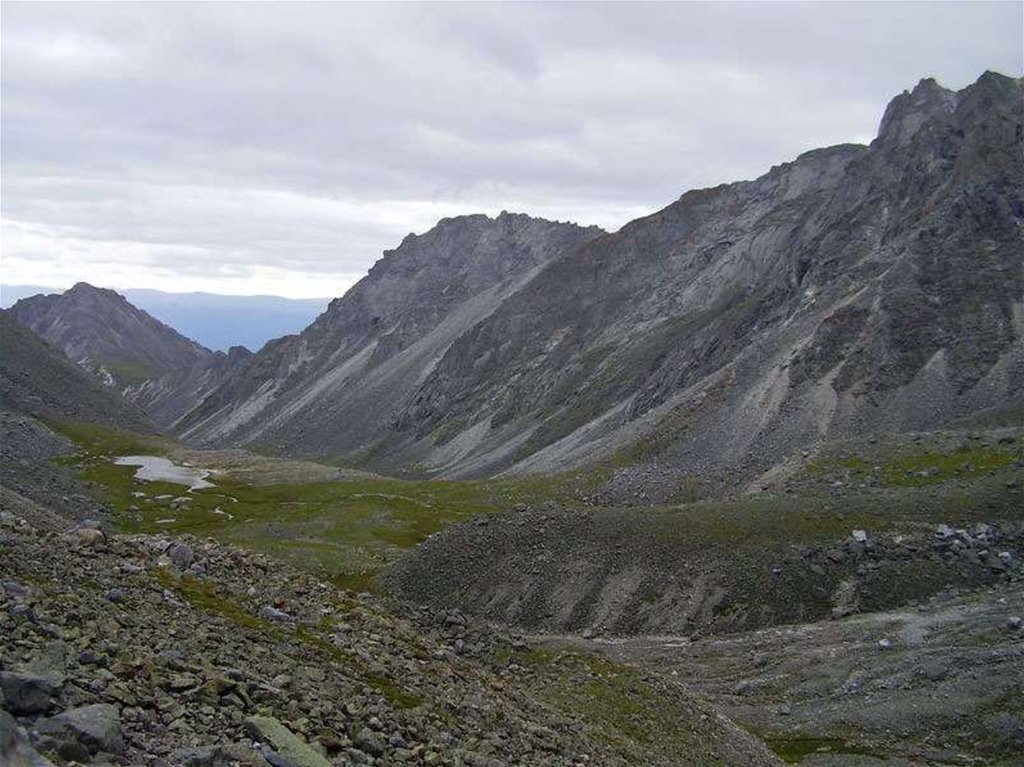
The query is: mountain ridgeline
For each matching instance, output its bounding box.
[8,73,1022,490]
[9,283,253,428]
[178,72,1023,486]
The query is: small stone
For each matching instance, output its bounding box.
[2,578,30,598]
[877,638,892,650]
[851,529,868,543]
[166,542,195,569]
[1007,616,1022,631]
[355,726,386,757]
[260,606,291,622]
[170,745,226,767]
[75,528,105,547]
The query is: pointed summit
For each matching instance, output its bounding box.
[876,76,957,147]
[9,284,213,387]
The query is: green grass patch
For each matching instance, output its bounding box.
[156,569,275,632]
[55,421,590,588]
[103,360,159,385]
[505,646,724,757]
[48,418,170,457]
[766,737,859,764]
[806,436,1020,488]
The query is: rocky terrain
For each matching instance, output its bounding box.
[384,72,1023,486]
[175,213,602,462]
[0,310,153,434]
[9,284,215,389]
[2,70,1022,767]
[8,76,1018,495]
[548,581,1023,766]
[383,490,1023,638]
[0,490,781,767]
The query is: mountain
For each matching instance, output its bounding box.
[176,73,1023,485]
[177,212,604,454]
[0,309,155,518]
[2,285,330,353]
[9,283,215,386]
[6,283,256,429]
[0,309,153,432]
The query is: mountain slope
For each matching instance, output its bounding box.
[122,73,1024,489]
[0,309,155,519]
[378,72,1022,484]
[0,309,153,431]
[7,283,256,429]
[178,212,603,459]
[9,282,215,385]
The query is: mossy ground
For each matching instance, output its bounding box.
[51,420,593,590]
[51,420,1023,600]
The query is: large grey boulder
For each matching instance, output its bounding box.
[0,671,57,714]
[245,715,332,767]
[35,703,124,755]
[166,541,195,569]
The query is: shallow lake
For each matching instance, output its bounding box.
[114,455,214,490]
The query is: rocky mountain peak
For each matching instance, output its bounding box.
[876,76,957,147]
[9,283,214,389]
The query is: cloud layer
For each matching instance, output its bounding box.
[2,2,1021,297]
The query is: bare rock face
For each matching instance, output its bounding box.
[176,212,604,459]
[171,74,1021,484]
[385,72,1024,483]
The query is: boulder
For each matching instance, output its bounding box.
[169,745,226,766]
[166,542,195,569]
[245,715,332,767]
[0,710,55,767]
[260,606,292,622]
[0,671,57,714]
[35,703,124,755]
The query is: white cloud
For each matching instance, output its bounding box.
[1,2,1021,298]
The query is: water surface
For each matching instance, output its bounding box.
[115,455,214,490]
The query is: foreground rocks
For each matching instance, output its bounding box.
[0,497,780,767]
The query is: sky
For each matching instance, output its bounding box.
[2,2,1021,299]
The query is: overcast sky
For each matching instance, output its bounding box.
[2,2,1021,298]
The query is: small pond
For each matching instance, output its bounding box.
[114,455,214,490]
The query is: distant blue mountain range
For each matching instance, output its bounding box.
[1,284,329,353]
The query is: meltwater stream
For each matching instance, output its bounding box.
[114,456,214,490]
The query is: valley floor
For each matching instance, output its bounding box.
[3,415,1021,766]
[538,582,1023,766]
